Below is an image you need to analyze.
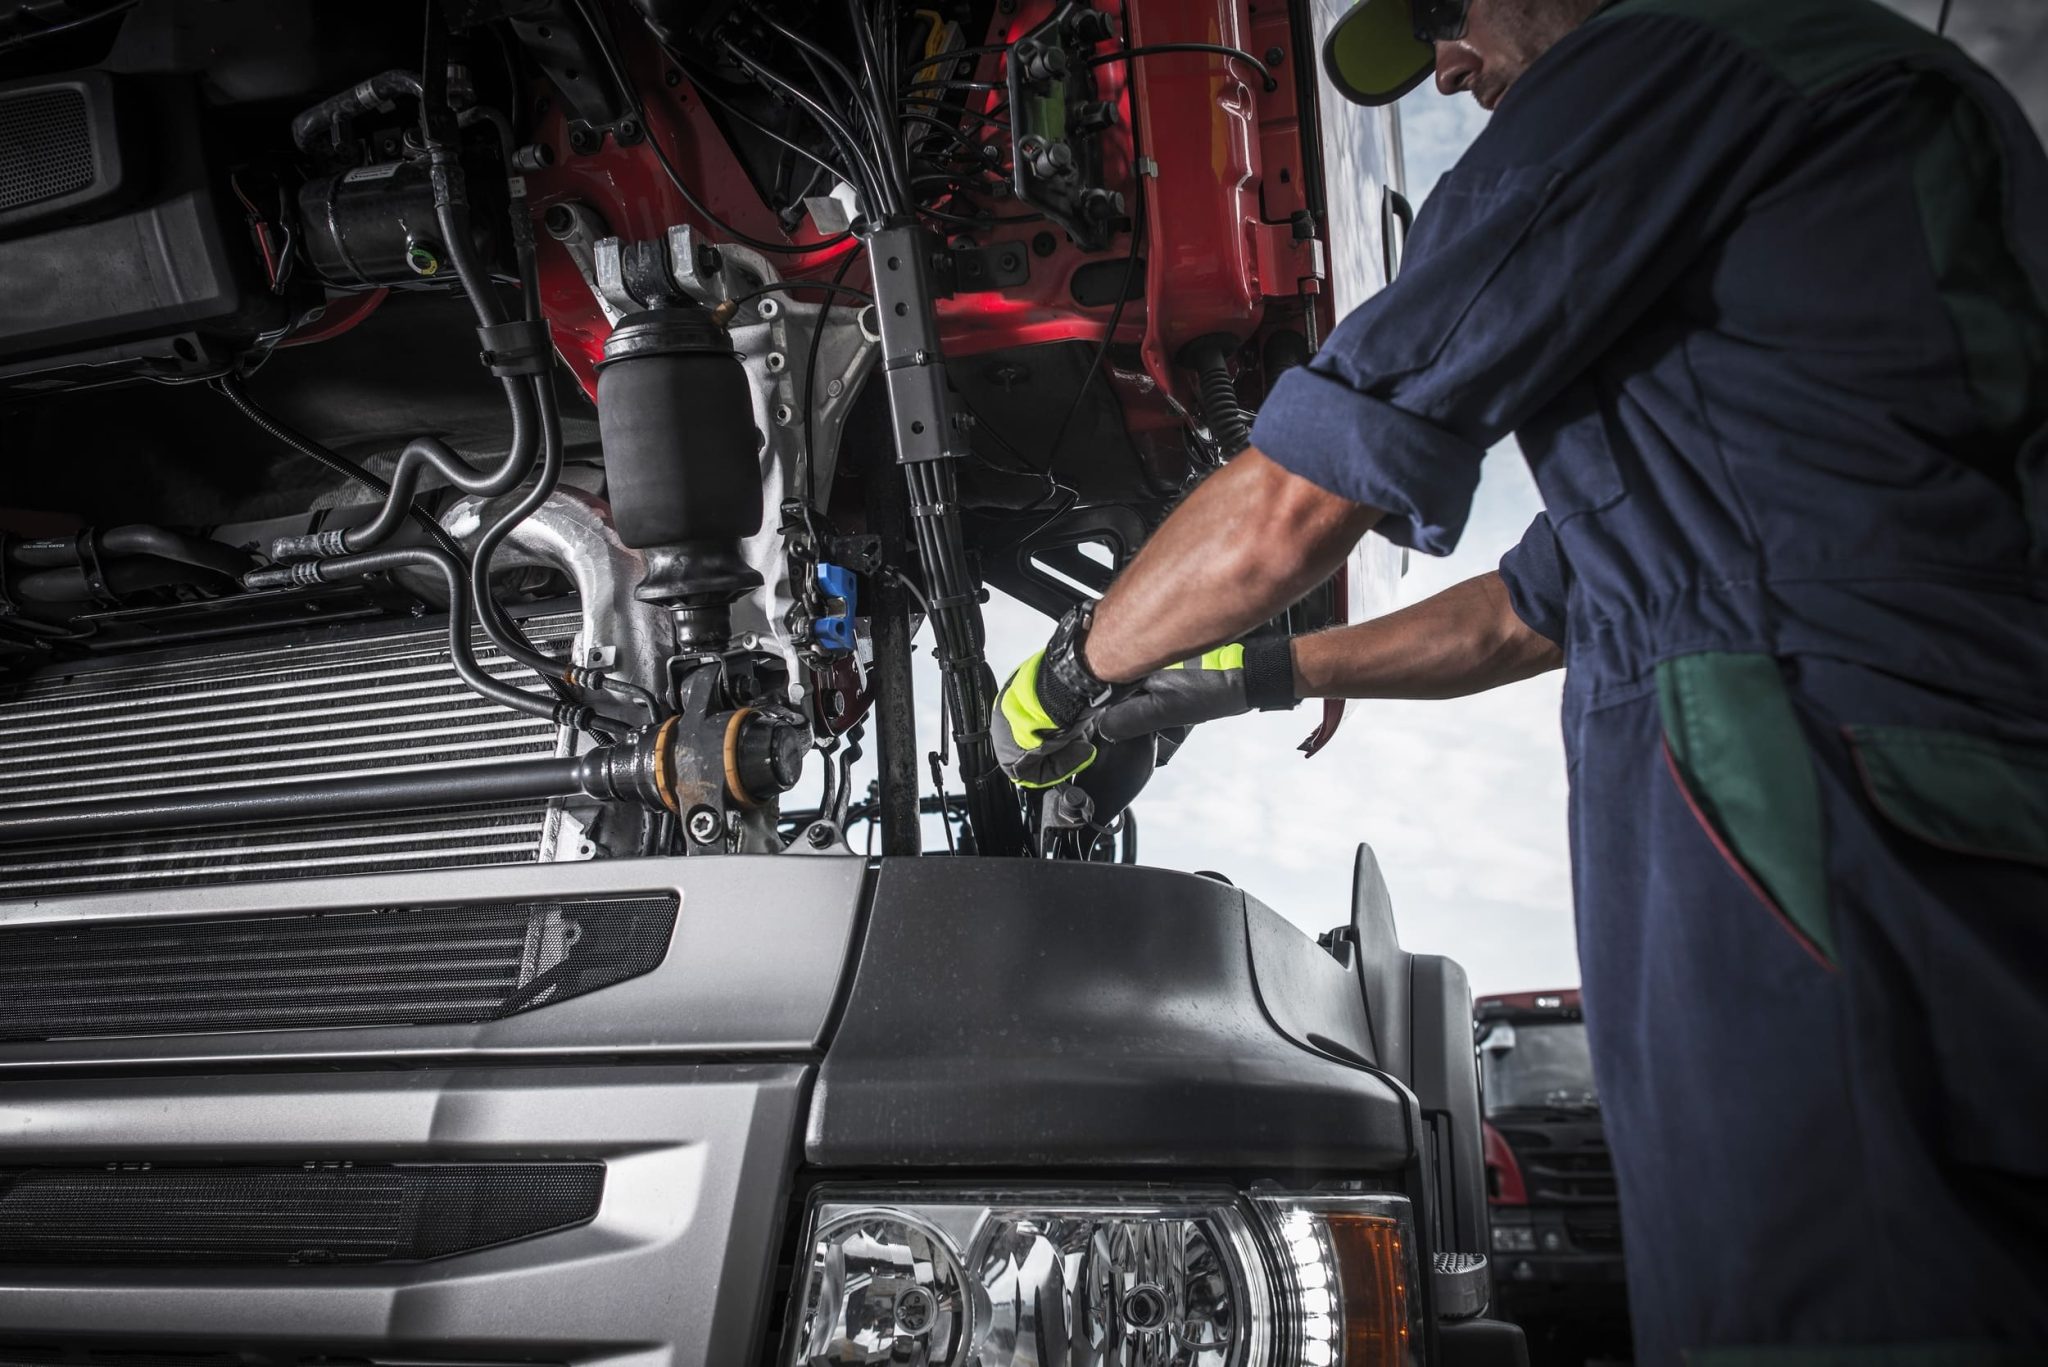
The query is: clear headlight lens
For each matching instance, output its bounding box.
[783,1188,1420,1367]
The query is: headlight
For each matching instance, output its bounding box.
[781,1187,1422,1367]
[1490,1224,1536,1253]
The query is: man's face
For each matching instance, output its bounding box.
[1433,0,1600,111]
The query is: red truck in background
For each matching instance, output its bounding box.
[1479,990,1633,1365]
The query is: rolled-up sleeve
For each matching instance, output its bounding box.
[1498,513,1570,645]
[1251,8,1807,555]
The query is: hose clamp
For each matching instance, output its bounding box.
[476,319,553,377]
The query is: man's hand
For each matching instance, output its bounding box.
[992,604,1125,788]
[1095,639,1299,742]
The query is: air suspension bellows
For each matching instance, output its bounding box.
[596,303,764,646]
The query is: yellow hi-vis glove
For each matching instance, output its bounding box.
[994,625,1299,789]
[1094,639,1298,742]
[994,649,1099,788]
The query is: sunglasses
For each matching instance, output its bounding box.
[1411,0,1472,42]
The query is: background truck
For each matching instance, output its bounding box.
[1477,990,1631,1366]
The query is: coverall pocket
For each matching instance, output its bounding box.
[1843,726,2048,867]
[1656,653,1834,969]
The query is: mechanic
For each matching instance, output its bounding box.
[994,0,2048,1360]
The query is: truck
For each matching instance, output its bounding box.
[1477,991,1631,1365]
[0,0,1523,1361]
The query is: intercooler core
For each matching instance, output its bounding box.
[0,612,584,896]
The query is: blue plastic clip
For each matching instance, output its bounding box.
[814,562,858,653]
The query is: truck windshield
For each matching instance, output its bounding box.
[1480,1020,1598,1113]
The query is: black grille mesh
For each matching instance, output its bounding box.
[0,1162,604,1265]
[0,893,678,1041]
[0,89,93,214]
[0,1356,565,1367]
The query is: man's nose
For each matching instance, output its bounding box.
[1435,43,1480,96]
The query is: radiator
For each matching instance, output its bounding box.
[0,613,580,897]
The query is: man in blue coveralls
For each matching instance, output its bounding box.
[993,0,2048,1360]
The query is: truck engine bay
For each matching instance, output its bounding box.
[0,0,1401,887]
[0,4,1494,1365]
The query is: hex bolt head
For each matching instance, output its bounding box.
[773,403,795,426]
[686,806,722,844]
[806,824,835,849]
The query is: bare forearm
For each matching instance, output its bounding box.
[1291,570,1562,700]
[1086,448,1383,683]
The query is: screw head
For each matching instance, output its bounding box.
[773,403,795,426]
[1031,231,1057,257]
[806,824,835,849]
[568,127,597,154]
[826,377,844,397]
[765,351,787,372]
[686,806,721,843]
[664,68,682,87]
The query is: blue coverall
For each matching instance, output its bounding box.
[1249,0,2048,1361]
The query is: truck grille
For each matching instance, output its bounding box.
[1494,1124,1617,1203]
[0,615,578,897]
[0,1162,604,1265]
[0,892,679,1041]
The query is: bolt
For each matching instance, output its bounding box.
[568,127,597,155]
[686,806,722,844]
[1032,230,1058,257]
[615,117,641,141]
[1265,46,1285,66]
[807,824,835,849]
[999,249,1021,272]
[765,351,787,372]
[664,68,682,87]
[826,377,844,397]
[774,403,795,426]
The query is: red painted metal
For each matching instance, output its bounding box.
[1484,1121,1529,1206]
[519,0,1316,437]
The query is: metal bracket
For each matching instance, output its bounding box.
[867,223,969,466]
[1007,2,1124,252]
[944,241,1031,294]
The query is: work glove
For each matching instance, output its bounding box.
[995,610,1299,789]
[1095,637,1299,742]
[994,604,1124,788]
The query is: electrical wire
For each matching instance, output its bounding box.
[799,244,869,508]
[1086,43,1278,91]
[576,0,852,255]
[728,278,875,309]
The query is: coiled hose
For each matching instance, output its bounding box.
[1189,340,1254,458]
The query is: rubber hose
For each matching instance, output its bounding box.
[1193,346,1254,457]
[245,546,585,728]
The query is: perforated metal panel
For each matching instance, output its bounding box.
[0,892,679,1041]
[0,88,92,214]
[0,1162,605,1265]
